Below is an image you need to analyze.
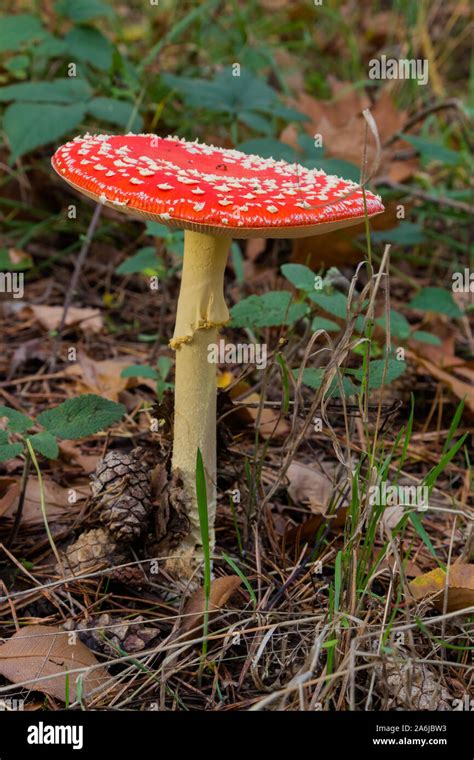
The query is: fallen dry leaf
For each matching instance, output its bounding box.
[179,575,242,640]
[407,348,474,414]
[59,441,101,474]
[408,564,474,612]
[27,305,103,335]
[65,354,149,400]
[286,461,334,514]
[1,478,86,525]
[284,507,347,550]
[0,624,109,702]
[0,478,21,518]
[283,81,416,184]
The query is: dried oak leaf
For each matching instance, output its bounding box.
[0,625,109,702]
[178,575,242,641]
[0,478,21,518]
[408,564,474,612]
[286,462,334,514]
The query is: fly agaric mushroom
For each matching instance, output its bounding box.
[52,133,384,576]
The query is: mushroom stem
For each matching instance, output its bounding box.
[169,230,231,576]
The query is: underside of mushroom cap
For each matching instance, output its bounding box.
[52,133,384,239]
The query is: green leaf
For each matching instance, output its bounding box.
[409,287,463,318]
[4,102,86,162]
[64,27,113,71]
[312,158,359,182]
[410,330,442,345]
[0,443,24,462]
[4,55,29,76]
[370,222,425,245]
[0,405,33,432]
[163,69,278,115]
[237,138,296,162]
[55,0,115,22]
[311,316,340,332]
[120,365,159,380]
[156,356,172,380]
[281,263,316,293]
[116,247,160,275]
[0,78,92,103]
[37,395,125,439]
[310,291,348,319]
[230,291,307,328]
[86,97,142,131]
[0,431,9,445]
[0,14,45,53]
[33,33,67,59]
[401,134,462,166]
[375,310,411,340]
[27,432,59,459]
[239,111,273,135]
[294,368,357,398]
[350,358,407,389]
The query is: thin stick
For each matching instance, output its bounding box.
[6,451,30,548]
[50,203,102,370]
[374,179,474,214]
[25,439,64,575]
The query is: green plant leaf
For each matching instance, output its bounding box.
[294,368,357,398]
[27,432,59,459]
[231,291,307,328]
[0,443,24,462]
[409,287,463,317]
[86,97,142,130]
[33,33,67,59]
[401,134,462,166]
[310,291,348,319]
[370,222,425,245]
[55,0,115,22]
[4,102,86,162]
[375,310,411,340]
[120,365,159,380]
[350,358,407,389]
[311,316,340,332]
[0,14,45,53]
[281,263,316,292]
[37,395,125,439]
[0,78,92,103]
[116,247,160,275]
[64,27,113,71]
[410,330,442,345]
[0,405,33,432]
[237,138,297,162]
[156,356,172,380]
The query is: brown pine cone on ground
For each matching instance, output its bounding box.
[62,527,127,577]
[91,447,152,543]
[64,613,160,656]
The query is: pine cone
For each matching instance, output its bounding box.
[91,447,152,543]
[63,528,125,576]
[64,613,160,656]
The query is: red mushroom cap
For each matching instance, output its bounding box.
[52,133,384,238]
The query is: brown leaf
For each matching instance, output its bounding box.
[27,305,103,335]
[179,575,242,640]
[286,462,334,514]
[0,625,109,702]
[64,354,149,401]
[407,349,474,414]
[408,564,474,612]
[59,441,101,474]
[0,478,21,518]
[1,478,86,524]
[285,507,347,549]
